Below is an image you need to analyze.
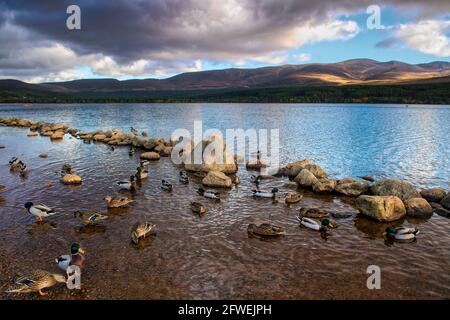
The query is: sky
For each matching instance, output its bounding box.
[0,0,449,83]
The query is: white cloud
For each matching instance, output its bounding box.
[293,53,312,62]
[396,20,450,57]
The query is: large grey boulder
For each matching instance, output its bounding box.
[355,195,406,222]
[371,179,420,201]
[335,178,369,197]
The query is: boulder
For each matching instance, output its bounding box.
[140,152,160,161]
[404,198,433,218]
[160,146,173,157]
[431,203,450,218]
[293,169,318,187]
[281,159,312,178]
[132,136,147,148]
[51,131,65,140]
[41,131,53,137]
[441,192,450,210]
[27,132,38,137]
[202,171,232,188]
[304,164,328,179]
[312,178,336,193]
[93,134,107,142]
[60,174,82,185]
[39,153,48,158]
[335,178,369,197]
[50,123,65,131]
[371,179,420,201]
[246,160,267,170]
[420,188,446,203]
[355,195,406,222]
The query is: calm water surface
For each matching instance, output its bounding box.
[0,103,449,299]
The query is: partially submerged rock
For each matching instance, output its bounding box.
[404,198,433,218]
[441,192,450,210]
[335,178,369,197]
[371,179,420,201]
[39,153,48,158]
[140,152,160,161]
[293,169,318,187]
[420,188,446,203]
[27,132,38,137]
[60,174,82,185]
[431,203,450,218]
[202,171,232,188]
[355,195,406,222]
[312,178,336,193]
[280,159,312,178]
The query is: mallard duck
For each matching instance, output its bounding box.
[130,127,138,135]
[61,163,72,175]
[385,226,420,241]
[250,175,262,184]
[9,157,21,171]
[285,192,303,204]
[117,176,136,191]
[297,216,333,232]
[161,179,173,192]
[299,207,330,219]
[247,223,285,236]
[74,211,108,224]
[18,161,28,177]
[190,202,206,215]
[179,171,189,184]
[24,202,56,222]
[5,270,66,296]
[135,166,148,180]
[140,160,151,167]
[233,176,241,185]
[129,147,135,156]
[55,242,86,271]
[197,187,220,200]
[252,188,278,198]
[104,195,134,208]
[131,222,156,244]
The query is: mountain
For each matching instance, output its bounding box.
[0,59,449,104]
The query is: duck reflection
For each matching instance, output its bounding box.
[27,221,57,235]
[76,224,107,235]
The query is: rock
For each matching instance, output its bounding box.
[93,134,107,142]
[293,169,318,187]
[431,203,450,218]
[39,153,48,158]
[51,131,65,140]
[140,152,160,161]
[304,164,327,179]
[67,128,78,136]
[246,160,267,170]
[420,188,446,203]
[404,198,433,218]
[132,136,147,148]
[50,123,65,131]
[335,178,369,197]
[160,146,172,157]
[371,179,420,201]
[360,175,375,182]
[27,132,38,137]
[281,159,312,178]
[60,174,82,185]
[41,131,53,137]
[0,144,5,149]
[312,178,336,193]
[355,195,406,222]
[202,171,232,188]
[441,192,450,210]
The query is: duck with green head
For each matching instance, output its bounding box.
[385,226,420,241]
[55,242,86,271]
[252,187,279,199]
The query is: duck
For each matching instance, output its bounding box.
[135,166,148,180]
[140,160,151,167]
[247,223,285,236]
[285,192,303,204]
[130,127,138,136]
[250,175,262,184]
[74,211,108,224]
[297,216,334,232]
[179,171,189,184]
[131,222,156,244]
[61,163,73,175]
[190,202,206,215]
[129,147,135,157]
[197,187,220,200]
[117,176,136,191]
[0,185,5,193]
[104,195,134,208]
[18,161,28,177]
[252,188,279,199]
[385,226,420,241]
[24,202,56,222]
[299,207,330,219]
[55,242,86,271]
[5,270,66,296]
[9,157,21,171]
[161,179,173,192]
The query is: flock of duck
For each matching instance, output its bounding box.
[1,129,422,298]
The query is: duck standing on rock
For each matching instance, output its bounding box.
[5,270,66,296]
[161,179,173,192]
[24,202,56,222]
[190,202,206,215]
[130,127,138,136]
[131,222,157,244]
[55,242,86,271]
[104,195,133,208]
[385,226,420,241]
[117,176,137,192]
[197,187,220,200]
[135,166,148,180]
[74,211,108,224]
[179,171,189,184]
[60,164,82,185]
[253,188,279,199]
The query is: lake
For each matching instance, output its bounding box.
[0,103,449,299]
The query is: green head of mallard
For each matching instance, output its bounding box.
[271,188,279,194]
[386,226,396,234]
[321,218,330,227]
[71,242,85,255]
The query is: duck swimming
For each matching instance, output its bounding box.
[129,147,135,157]
[18,161,28,177]
[9,157,21,171]
[24,202,56,222]
[5,270,66,296]
[74,211,108,224]
[285,192,303,204]
[297,216,334,232]
[197,187,220,200]
[161,179,173,192]
[55,242,86,271]
[131,222,156,244]
[299,207,330,219]
[247,223,285,237]
[135,166,148,180]
[252,188,279,199]
[179,171,189,184]
[140,160,151,167]
[117,176,137,192]
[190,202,206,215]
[385,226,420,241]
[250,175,262,184]
[104,195,134,208]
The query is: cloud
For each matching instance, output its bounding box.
[293,53,312,62]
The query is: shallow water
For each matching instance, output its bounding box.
[0,103,449,300]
